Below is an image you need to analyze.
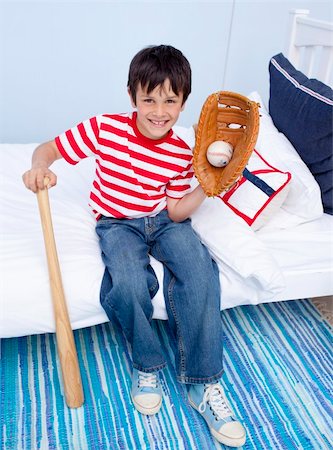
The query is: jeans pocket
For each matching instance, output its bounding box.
[96,216,118,225]
[96,217,120,239]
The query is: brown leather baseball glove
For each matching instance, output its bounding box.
[193,91,260,196]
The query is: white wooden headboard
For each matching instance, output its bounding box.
[286,9,333,86]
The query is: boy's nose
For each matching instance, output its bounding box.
[154,104,166,117]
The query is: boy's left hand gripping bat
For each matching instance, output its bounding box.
[37,178,84,408]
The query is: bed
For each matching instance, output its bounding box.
[1,9,332,340]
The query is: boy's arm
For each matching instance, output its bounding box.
[22,140,63,193]
[167,124,202,222]
[167,184,206,222]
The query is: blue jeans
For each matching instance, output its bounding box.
[96,210,224,384]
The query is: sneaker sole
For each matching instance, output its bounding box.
[131,393,162,416]
[188,396,246,448]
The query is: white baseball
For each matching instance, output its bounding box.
[206,141,233,167]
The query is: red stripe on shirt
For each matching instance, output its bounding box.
[97,161,164,192]
[128,135,192,161]
[173,169,194,180]
[55,136,78,165]
[78,122,97,153]
[101,122,128,138]
[90,117,100,143]
[129,148,190,172]
[96,168,165,201]
[133,165,170,184]
[167,184,190,192]
[66,130,88,159]
[102,114,129,124]
[98,138,131,157]
[169,135,191,149]
[90,192,123,218]
[93,180,160,213]
[96,160,140,186]
[96,146,132,170]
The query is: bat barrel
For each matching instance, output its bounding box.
[37,180,84,408]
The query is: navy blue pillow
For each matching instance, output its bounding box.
[269,53,333,214]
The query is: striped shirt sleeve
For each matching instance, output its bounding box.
[55,116,101,165]
[166,164,194,199]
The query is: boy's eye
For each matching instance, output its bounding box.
[144,99,154,103]
[166,99,176,104]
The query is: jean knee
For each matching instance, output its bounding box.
[112,275,153,315]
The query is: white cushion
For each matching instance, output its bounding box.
[191,198,285,307]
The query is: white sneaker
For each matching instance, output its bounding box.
[131,369,162,415]
[188,383,246,447]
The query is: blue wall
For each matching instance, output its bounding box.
[0,0,331,143]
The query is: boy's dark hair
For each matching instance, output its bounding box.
[127,45,191,106]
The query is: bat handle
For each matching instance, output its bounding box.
[37,178,84,408]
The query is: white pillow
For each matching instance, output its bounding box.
[191,197,285,304]
[219,150,292,230]
[248,91,323,228]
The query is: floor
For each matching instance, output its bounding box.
[311,295,333,326]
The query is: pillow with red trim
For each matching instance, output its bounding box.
[218,150,292,230]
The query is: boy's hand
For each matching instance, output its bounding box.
[22,167,57,193]
[22,140,62,193]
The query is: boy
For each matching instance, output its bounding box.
[22,45,246,447]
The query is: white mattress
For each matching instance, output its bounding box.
[1,144,332,338]
[259,215,333,301]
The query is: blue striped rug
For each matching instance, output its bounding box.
[1,299,332,450]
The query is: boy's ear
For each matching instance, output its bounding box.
[128,88,136,108]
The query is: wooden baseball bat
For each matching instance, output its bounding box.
[37,178,84,408]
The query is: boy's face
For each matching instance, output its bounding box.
[129,79,185,140]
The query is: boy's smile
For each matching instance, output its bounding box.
[129,80,185,140]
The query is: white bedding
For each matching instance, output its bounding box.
[1,133,332,338]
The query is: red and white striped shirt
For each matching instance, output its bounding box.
[55,112,194,220]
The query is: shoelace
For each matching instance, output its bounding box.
[198,384,234,422]
[138,372,158,389]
